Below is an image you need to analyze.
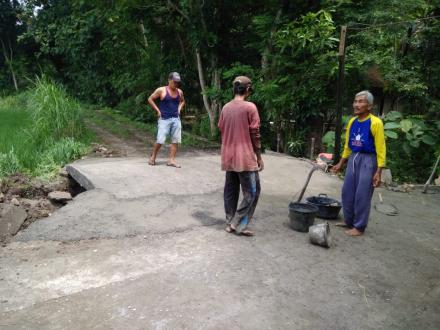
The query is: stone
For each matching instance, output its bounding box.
[0,204,27,238]
[40,210,51,217]
[59,167,69,178]
[435,176,440,186]
[20,198,40,209]
[0,193,4,203]
[48,191,72,204]
[11,198,20,206]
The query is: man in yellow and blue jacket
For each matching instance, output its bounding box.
[332,91,386,236]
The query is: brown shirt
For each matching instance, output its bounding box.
[218,100,260,172]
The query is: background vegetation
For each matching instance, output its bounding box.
[1,0,439,182]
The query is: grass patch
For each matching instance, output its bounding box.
[86,110,133,139]
[0,79,94,179]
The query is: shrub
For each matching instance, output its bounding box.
[192,114,214,139]
[0,78,91,179]
[28,77,85,144]
[35,138,88,177]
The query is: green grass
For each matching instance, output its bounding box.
[0,79,94,179]
[0,97,35,176]
[0,104,32,155]
[86,110,132,139]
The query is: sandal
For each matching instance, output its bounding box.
[239,230,255,236]
[148,158,156,166]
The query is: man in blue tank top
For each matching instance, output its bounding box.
[147,72,185,167]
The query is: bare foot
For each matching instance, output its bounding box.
[166,162,181,168]
[148,158,156,166]
[225,224,235,233]
[345,228,363,236]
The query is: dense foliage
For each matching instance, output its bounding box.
[1,0,439,182]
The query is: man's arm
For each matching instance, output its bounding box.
[249,105,263,171]
[250,127,263,171]
[371,117,386,187]
[332,117,355,173]
[178,89,185,115]
[148,88,163,117]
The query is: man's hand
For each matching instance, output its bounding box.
[156,110,161,118]
[331,163,342,174]
[257,158,264,172]
[331,162,343,174]
[373,170,382,187]
[331,158,347,174]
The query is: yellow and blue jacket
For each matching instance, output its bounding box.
[342,114,386,168]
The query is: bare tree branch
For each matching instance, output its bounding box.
[166,0,190,22]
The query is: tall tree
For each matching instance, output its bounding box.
[0,0,20,91]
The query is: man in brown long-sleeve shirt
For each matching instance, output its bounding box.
[218,76,264,236]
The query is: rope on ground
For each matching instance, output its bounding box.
[358,280,370,307]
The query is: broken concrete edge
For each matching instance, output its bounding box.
[0,204,27,240]
[66,165,95,191]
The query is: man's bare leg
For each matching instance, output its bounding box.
[149,143,162,165]
[167,143,181,168]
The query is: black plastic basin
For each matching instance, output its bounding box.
[289,202,319,232]
[306,194,341,220]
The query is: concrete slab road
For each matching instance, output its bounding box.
[1,152,439,329]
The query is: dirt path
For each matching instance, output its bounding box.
[86,121,149,157]
[86,110,218,159]
[85,110,154,157]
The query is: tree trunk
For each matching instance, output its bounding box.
[196,48,216,135]
[139,20,148,48]
[210,55,222,135]
[1,38,18,91]
[261,7,283,74]
[177,33,188,68]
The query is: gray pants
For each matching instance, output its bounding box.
[224,171,261,233]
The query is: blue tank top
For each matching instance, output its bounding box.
[348,117,376,154]
[159,87,180,119]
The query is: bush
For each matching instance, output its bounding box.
[192,114,214,139]
[28,77,85,144]
[0,78,91,179]
[35,138,88,177]
[116,95,157,124]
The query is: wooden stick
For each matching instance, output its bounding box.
[297,166,318,202]
[422,154,440,193]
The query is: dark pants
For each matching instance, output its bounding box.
[224,171,261,233]
[342,153,377,232]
